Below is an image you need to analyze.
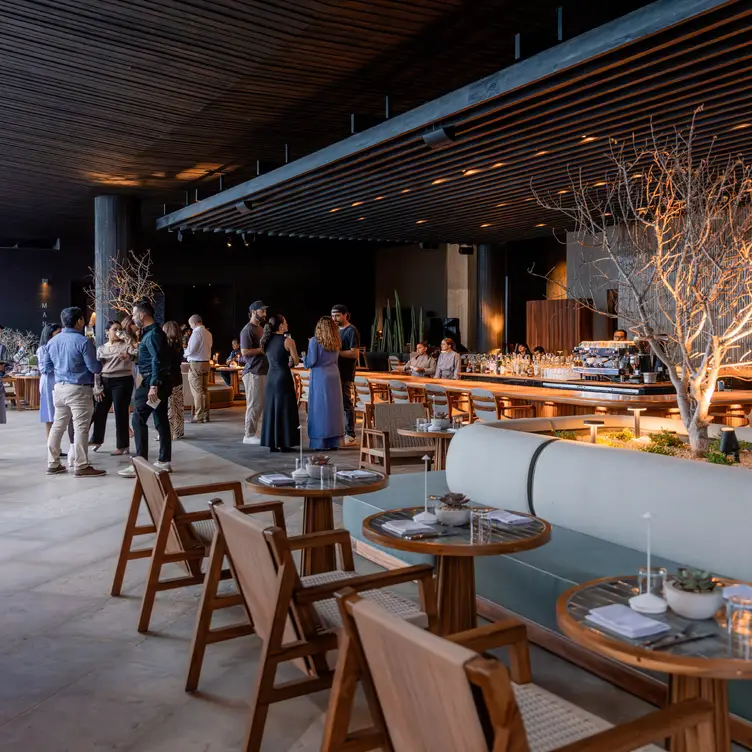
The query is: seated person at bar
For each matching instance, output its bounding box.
[221,338,242,386]
[613,329,628,341]
[533,346,546,356]
[515,343,531,356]
[404,341,436,376]
[435,338,461,379]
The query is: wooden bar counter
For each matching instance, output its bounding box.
[347,369,752,422]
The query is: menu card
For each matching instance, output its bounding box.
[382,520,436,537]
[257,474,296,487]
[488,510,530,526]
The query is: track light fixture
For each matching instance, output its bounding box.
[235,200,254,215]
[422,126,456,150]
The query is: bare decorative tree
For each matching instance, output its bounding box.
[535,109,752,454]
[87,249,162,315]
[0,328,40,364]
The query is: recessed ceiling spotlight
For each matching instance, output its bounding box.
[352,201,363,206]
[492,162,505,168]
[732,123,751,130]
[535,223,546,227]
[604,212,612,217]
[463,168,481,176]
[593,181,607,187]
[557,189,569,195]
[632,173,643,178]
[358,217,365,221]
[330,207,340,213]
[416,219,428,224]
[480,223,492,228]
[581,136,597,143]
[431,179,446,185]
[401,189,410,193]
[525,197,534,202]
[535,150,549,157]
[375,195,385,200]
[497,202,507,208]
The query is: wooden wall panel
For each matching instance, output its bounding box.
[526,299,593,353]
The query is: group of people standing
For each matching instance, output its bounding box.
[237,301,359,452]
[39,301,185,479]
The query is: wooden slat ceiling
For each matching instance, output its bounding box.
[0,0,651,238]
[157,0,752,246]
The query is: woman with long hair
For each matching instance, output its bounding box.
[435,337,461,380]
[259,313,300,452]
[37,323,73,450]
[162,321,185,440]
[304,316,344,450]
[89,320,135,454]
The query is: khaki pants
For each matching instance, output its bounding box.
[48,383,94,471]
[242,372,266,438]
[188,362,211,422]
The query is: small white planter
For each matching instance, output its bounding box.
[431,418,451,430]
[664,579,723,620]
[435,507,471,527]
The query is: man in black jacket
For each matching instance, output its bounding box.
[119,299,173,478]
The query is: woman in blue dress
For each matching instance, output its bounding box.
[304,317,345,450]
[38,323,72,451]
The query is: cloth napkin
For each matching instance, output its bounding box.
[258,474,295,487]
[488,510,530,526]
[586,604,670,639]
[382,520,436,537]
[337,469,380,480]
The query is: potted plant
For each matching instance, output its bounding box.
[305,454,332,479]
[435,493,472,526]
[664,568,723,620]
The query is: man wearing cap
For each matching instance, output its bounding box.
[240,301,269,444]
[331,304,360,446]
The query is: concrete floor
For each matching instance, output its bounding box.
[0,403,679,751]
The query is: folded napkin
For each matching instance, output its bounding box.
[488,510,530,526]
[257,474,295,487]
[586,604,670,639]
[723,584,752,600]
[382,520,436,537]
[337,469,380,480]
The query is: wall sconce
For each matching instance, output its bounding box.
[41,278,49,285]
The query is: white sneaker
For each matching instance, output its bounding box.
[343,435,358,447]
[153,461,172,473]
[243,436,261,445]
[118,465,136,479]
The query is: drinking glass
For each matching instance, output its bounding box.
[452,417,462,431]
[320,464,335,487]
[637,566,667,597]
[727,596,752,637]
[471,509,493,544]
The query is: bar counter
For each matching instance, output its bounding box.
[348,369,752,423]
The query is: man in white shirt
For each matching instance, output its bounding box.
[184,314,213,423]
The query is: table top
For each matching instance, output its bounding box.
[246,469,388,498]
[9,373,40,379]
[397,428,456,440]
[362,506,551,557]
[557,576,752,679]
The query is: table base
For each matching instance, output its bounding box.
[301,495,336,576]
[433,437,451,471]
[436,555,476,634]
[668,676,730,752]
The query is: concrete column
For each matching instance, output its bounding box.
[94,196,140,346]
[446,243,477,351]
[476,243,506,352]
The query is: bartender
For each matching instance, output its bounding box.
[613,329,628,341]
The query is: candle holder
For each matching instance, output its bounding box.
[627,407,646,438]
[413,455,437,524]
[291,425,309,479]
[583,419,604,444]
[630,512,667,614]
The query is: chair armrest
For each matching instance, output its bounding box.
[296,564,435,605]
[177,480,244,506]
[448,620,531,684]
[288,529,352,551]
[553,699,715,752]
[235,501,287,529]
[362,428,388,441]
[175,510,213,524]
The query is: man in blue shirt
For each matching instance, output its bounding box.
[41,307,106,477]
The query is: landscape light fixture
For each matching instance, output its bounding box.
[583,419,604,443]
[720,426,740,462]
[627,407,646,438]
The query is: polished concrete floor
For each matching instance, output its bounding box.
[0,404,684,751]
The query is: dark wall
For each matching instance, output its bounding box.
[0,245,92,335]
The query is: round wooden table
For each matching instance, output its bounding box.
[246,470,387,576]
[363,506,551,634]
[12,374,40,410]
[215,366,242,398]
[396,427,456,470]
[557,576,752,752]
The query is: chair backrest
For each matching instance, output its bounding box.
[424,383,450,417]
[355,376,374,409]
[388,380,410,404]
[298,371,310,401]
[132,458,202,571]
[292,371,302,403]
[345,596,513,752]
[372,402,428,448]
[387,355,401,372]
[470,388,499,422]
[212,503,304,649]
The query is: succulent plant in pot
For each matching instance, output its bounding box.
[305,454,331,479]
[664,567,723,620]
[435,493,471,526]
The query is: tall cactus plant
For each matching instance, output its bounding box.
[409,306,417,353]
[394,290,405,352]
[418,306,424,343]
[383,298,393,353]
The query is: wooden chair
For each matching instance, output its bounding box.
[110,456,245,634]
[297,370,310,412]
[469,389,535,422]
[387,355,401,372]
[354,375,375,425]
[359,402,432,475]
[337,591,717,752]
[207,500,436,752]
[424,383,469,422]
[388,379,411,404]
